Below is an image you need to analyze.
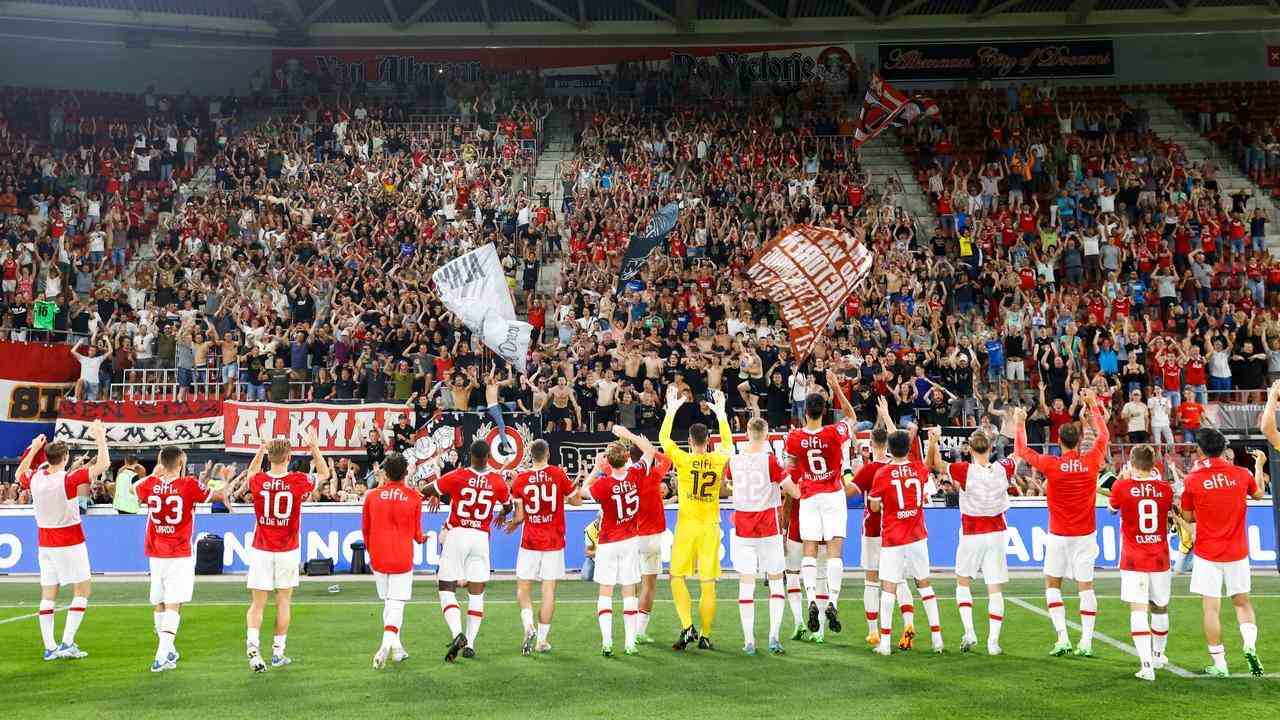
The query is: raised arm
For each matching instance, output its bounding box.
[88,419,110,480]
[1260,379,1280,450]
[613,424,655,465]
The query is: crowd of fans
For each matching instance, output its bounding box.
[1,66,1278,502]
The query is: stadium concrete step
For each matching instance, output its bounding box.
[856,133,938,231]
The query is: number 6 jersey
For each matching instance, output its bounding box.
[136,475,213,558]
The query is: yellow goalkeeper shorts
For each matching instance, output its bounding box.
[669,521,722,581]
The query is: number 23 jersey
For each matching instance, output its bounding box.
[135,475,212,558]
[437,467,510,534]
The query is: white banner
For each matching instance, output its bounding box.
[55,400,224,448]
[432,244,532,373]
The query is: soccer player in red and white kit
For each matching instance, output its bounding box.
[633,446,672,645]
[15,421,109,661]
[785,369,856,636]
[507,439,584,655]
[588,425,657,657]
[425,440,511,662]
[1189,421,1269,676]
[726,417,799,655]
[135,446,238,672]
[361,453,425,670]
[926,428,1014,655]
[245,427,333,672]
[869,429,943,655]
[1013,389,1109,657]
[1106,445,1174,681]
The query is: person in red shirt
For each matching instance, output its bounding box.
[426,440,511,662]
[1106,445,1174,682]
[927,428,1014,656]
[868,429,943,656]
[632,447,673,645]
[851,425,891,646]
[588,426,657,657]
[507,440,583,655]
[362,453,425,670]
[136,446,236,672]
[15,423,109,661]
[1014,390,1109,658]
[245,427,332,672]
[1177,389,1206,443]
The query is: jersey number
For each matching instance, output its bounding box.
[1137,498,1160,534]
[458,487,495,519]
[259,490,294,521]
[890,477,923,508]
[523,483,557,515]
[612,488,640,520]
[147,495,183,525]
[694,471,718,500]
[807,448,828,476]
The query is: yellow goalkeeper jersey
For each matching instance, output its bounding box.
[658,411,733,525]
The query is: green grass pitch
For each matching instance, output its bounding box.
[0,575,1276,720]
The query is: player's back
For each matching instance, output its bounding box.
[1110,476,1173,571]
[786,423,847,497]
[590,464,645,543]
[870,461,929,547]
[852,459,886,537]
[1041,451,1102,536]
[635,453,672,536]
[27,466,88,546]
[439,467,510,533]
[250,471,315,552]
[729,450,782,512]
[138,475,209,558]
[673,449,726,524]
[512,465,573,550]
[1182,458,1256,562]
[362,483,423,574]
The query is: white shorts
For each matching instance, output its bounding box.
[437,527,491,584]
[38,543,90,587]
[956,531,1009,585]
[731,533,785,576]
[799,490,848,542]
[148,556,196,605]
[1189,557,1252,598]
[246,547,301,591]
[1043,533,1099,582]
[860,535,882,573]
[595,537,640,586]
[637,533,662,576]
[374,571,413,601]
[879,538,930,585]
[1120,569,1172,606]
[784,538,828,573]
[515,548,565,582]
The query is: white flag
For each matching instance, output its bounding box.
[432,244,532,373]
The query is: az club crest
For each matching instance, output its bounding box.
[473,420,536,471]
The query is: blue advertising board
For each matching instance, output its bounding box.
[0,505,1274,575]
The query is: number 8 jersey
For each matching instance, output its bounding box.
[250,471,316,552]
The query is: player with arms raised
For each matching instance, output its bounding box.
[507,439,583,655]
[425,440,512,662]
[1106,445,1174,681]
[785,370,856,637]
[589,425,657,657]
[362,452,425,669]
[135,446,238,672]
[16,421,109,661]
[633,445,673,645]
[245,426,333,672]
[869,429,944,655]
[659,389,732,650]
[925,428,1014,655]
[1014,389,1109,657]
[726,416,799,655]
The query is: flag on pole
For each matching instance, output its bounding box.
[616,202,680,295]
[433,244,533,373]
[852,71,940,148]
[745,225,873,363]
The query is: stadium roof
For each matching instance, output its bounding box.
[3,0,1279,46]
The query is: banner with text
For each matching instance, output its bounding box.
[223,401,414,456]
[746,225,873,363]
[0,342,79,457]
[433,244,532,373]
[56,400,224,448]
[878,39,1115,82]
[407,411,542,482]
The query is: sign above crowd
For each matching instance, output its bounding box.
[432,244,532,374]
[56,400,223,448]
[878,39,1116,81]
[223,401,415,456]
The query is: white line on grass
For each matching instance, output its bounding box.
[0,610,45,625]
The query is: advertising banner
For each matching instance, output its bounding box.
[878,39,1116,82]
[0,505,1271,574]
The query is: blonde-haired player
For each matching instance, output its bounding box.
[725,416,799,655]
[659,389,732,650]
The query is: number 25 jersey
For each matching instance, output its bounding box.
[437,467,510,534]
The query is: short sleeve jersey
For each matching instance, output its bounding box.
[136,474,212,558]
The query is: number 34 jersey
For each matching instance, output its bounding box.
[135,475,213,559]
[250,471,316,552]
[436,467,510,534]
